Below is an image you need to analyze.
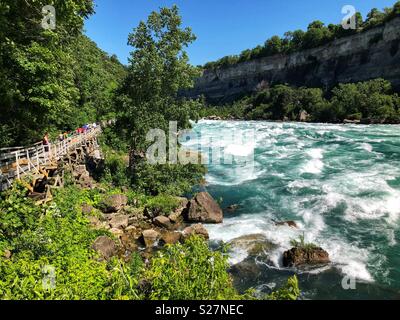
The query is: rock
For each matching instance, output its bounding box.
[120,233,139,252]
[92,236,117,260]
[186,192,223,224]
[226,204,239,213]
[229,257,266,291]
[109,215,129,229]
[343,119,361,124]
[273,220,298,228]
[74,165,89,178]
[153,215,173,230]
[122,206,143,217]
[299,110,310,122]
[88,216,109,230]
[101,194,128,213]
[181,224,209,241]
[142,229,160,248]
[168,197,188,224]
[169,211,183,224]
[125,225,137,232]
[81,203,94,215]
[160,231,182,245]
[110,228,124,238]
[283,247,330,267]
[4,250,11,259]
[228,234,276,257]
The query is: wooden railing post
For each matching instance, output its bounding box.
[15,152,20,179]
[26,150,31,171]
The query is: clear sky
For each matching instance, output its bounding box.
[85,0,398,66]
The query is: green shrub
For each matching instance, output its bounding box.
[144,195,180,216]
[144,236,244,300]
[266,275,300,300]
[290,234,319,252]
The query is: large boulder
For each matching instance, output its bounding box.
[142,229,160,248]
[181,224,209,241]
[101,194,128,213]
[92,236,117,260]
[109,215,129,229]
[283,247,330,267]
[186,192,223,224]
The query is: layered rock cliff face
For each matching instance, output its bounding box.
[186,17,400,104]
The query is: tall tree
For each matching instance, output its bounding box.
[118,5,200,156]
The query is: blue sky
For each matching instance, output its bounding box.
[85,0,397,66]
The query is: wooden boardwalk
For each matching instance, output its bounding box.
[0,127,102,193]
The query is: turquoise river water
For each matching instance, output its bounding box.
[181,120,400,300]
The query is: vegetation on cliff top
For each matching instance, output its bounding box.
[203,1,400,70]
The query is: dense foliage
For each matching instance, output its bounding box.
[0,0,126,147]
[202,79,400,123]
[204,1,400,70]
[0,184,299,300]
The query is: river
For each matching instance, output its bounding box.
[181,120,400,300]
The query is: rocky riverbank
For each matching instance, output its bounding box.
[88,191,224,262]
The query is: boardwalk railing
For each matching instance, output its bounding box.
[0,127,102,191]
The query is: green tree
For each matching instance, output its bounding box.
[117,6,205,195]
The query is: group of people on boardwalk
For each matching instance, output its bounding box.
[42,123,99,153]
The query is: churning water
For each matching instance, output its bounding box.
[182,120,400,300]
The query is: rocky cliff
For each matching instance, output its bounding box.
[186,17,400,104]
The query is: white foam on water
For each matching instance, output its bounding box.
[301,148,324,174]
[360,143,373,152]
[225,142,255,157]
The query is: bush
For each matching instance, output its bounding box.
[266,275,300,300]
[144,236,244,300]
[144,195,180,216]
[133,161,206,196]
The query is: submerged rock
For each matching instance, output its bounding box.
[273,220,298,228]
[283,247,330,267]
[228,234,277,257]
[226,204,240,213]
[186,192,223,224]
